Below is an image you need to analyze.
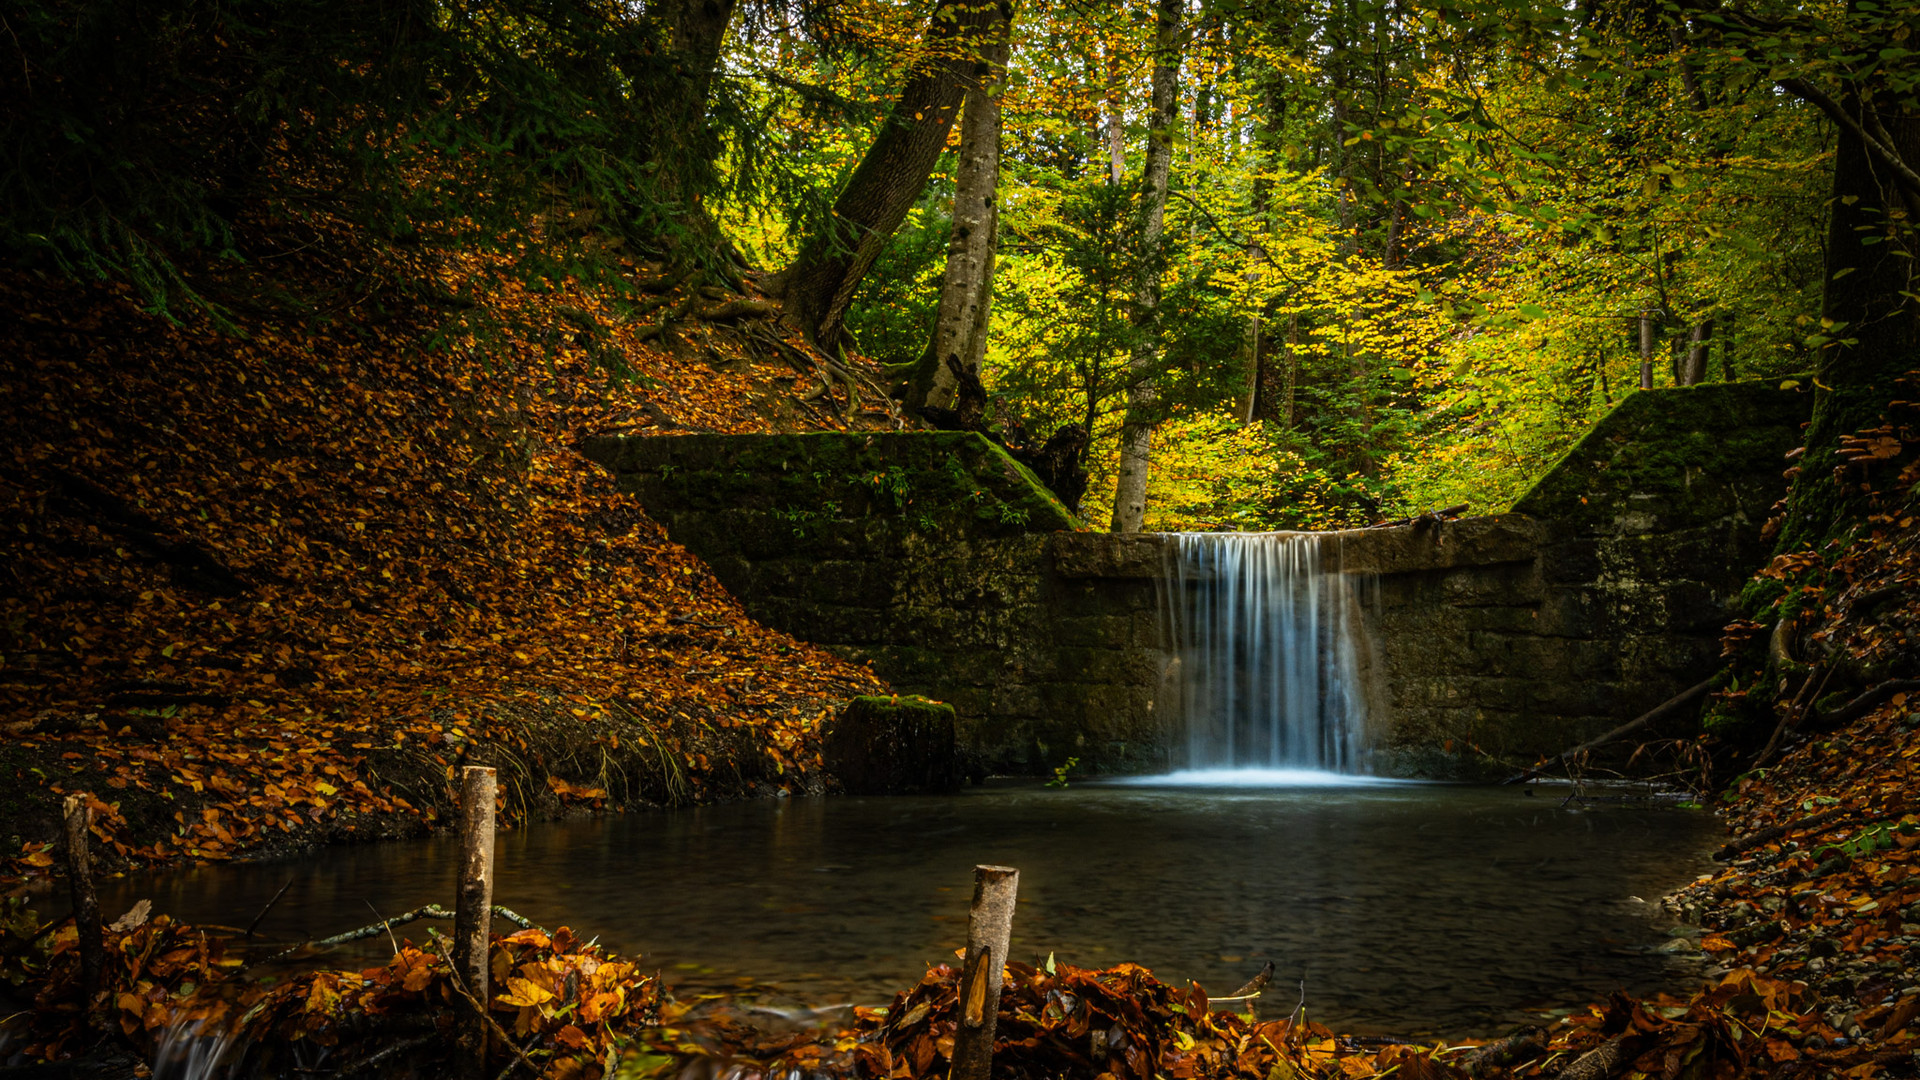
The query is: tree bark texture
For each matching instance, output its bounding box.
[776,0,1004,349]
[911,1,1014,414]
[62,794,104,1009]
[455,766,498,1080]
[1108,0,1183,534]
[1780,86,1920,549]
[1638,311,1656,390]
[1682,321,1712,386]
[948,865,1019,1080]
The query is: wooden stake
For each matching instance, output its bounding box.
[453,766,497,1080]
[950,864,1018,1080]
[61,793,104,1010]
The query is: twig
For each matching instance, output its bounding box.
[366,900,400,954]
[248,903,456,970]
[1754,664,1834,768]
[432,934,541,1080]
[245,878,294,939]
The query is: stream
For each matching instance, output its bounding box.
[97,777,1717,1037]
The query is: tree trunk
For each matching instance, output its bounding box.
[773,0,1002,349]
[1237,291,1261,424]
[910,2,1014,415]
[1638,310,1656,390]
[1779,90,1920,549]
[1106,36,1127,185]
[1108,0,1183,534]
[1682,320,1711,385]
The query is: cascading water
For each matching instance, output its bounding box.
[1160,532,1370,774]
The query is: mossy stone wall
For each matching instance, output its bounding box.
[581,433,1166,776]
[1364,379,1810,777]
[584,381,1809,779]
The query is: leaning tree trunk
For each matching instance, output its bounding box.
[910,1,1015,415]
[1108,0,1183,534]
[1776,86,1920,551]
[773,0,1004,350]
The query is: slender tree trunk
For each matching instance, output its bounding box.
[1106,41,1127,184]
[773,0,1002,349]
[1109,0,1183,534]
[911,2,1014,414]
[1681,321,1711,385]
[1237,282,1261,424]
[1638,311,1656,390]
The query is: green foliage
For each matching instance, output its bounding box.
[1,0,802,315]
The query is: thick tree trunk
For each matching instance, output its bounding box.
[640,0,740,222]
[1109,0,1183,534]
[774,0,1003,349]
[1779,92,1920,549]
[911,2,1014,414]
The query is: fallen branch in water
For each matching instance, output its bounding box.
[249,903,542,970]
[1504,675,1717,785]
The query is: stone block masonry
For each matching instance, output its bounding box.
[581,432,1169,775]
[584,379,1811,779]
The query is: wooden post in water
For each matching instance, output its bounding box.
[61,793,105,1013]
[950,864,1018,1080]
[454,766,497,1079]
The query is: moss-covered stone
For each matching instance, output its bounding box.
[581,432,1079,540]
[823,695,961,795]
[1511,379,1809,526]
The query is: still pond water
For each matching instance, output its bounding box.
[102,778,1718,1037]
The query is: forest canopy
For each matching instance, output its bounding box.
[3,0,1914,534]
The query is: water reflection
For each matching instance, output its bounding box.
[97,781,1714,1037]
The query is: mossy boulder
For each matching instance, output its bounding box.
[822,695,961,795]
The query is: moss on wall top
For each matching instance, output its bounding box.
[582,431,1080,539]
[1509,379,1811,530]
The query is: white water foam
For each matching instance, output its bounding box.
[1114,768,1404,788]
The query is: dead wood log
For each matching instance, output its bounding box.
[1461,1026,1548,1077]
[62,794,104,1012]
[1503,675,1717,785]
[950,865,1019,1080]
[1557,1035,1628,1080]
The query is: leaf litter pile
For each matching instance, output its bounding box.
[0,256,888,889]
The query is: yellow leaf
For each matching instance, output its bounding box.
[498,976,555,1008]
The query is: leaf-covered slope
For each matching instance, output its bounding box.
[0,263,886,886]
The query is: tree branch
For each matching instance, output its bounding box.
[1776,78,1920,197]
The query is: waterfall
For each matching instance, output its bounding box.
[1161,533,1369,773]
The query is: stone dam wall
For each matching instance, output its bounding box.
[583,379,1810,779]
